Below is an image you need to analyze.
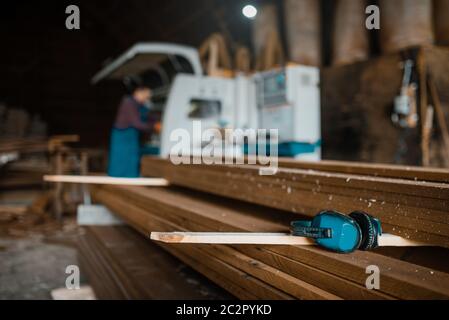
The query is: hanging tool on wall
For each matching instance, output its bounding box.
[392,59,418,129]
[392,57,421,165]
[151,210,430,254]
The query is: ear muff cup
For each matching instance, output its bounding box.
[349,211,381,251]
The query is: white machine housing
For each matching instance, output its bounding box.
[92,43,320,160]
[160,74,247,157]
[252,65,321,160]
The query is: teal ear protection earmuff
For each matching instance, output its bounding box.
[290,211,382,253]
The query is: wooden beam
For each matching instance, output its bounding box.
[377,233,428,247]
[78,226,232,299]
[151,232,315,245]
[151,232,428,247]
[0,137,48,154]
[418,49,429,165]
[44,175,169,186]
[276,158,449,183]
[428,77,449,159]
[160,243,293,300]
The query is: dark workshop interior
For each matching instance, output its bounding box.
[1,0,449,303]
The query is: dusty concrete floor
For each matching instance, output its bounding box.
[0,188,231,300]
[0,235,83,299]
[0,188,86,300]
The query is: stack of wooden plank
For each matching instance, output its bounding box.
[77,225,232,300]
[90,157,449,299]
[0,138,49,155]
[141,157,449,247]
[0,135,81,192]
[0,135,80,156]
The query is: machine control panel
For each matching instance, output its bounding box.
[252,65,321,160]
[256,70,288,108]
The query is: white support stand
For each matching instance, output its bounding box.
[77,204,124,226]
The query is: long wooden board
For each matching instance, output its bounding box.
[44,175,169,186]
[277,158,449,183]
[150,232,428,247]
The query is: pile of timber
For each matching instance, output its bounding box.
[0,170,45,189]
[141,157,449,247]
[0,135,80,188]
[90,157,449,299]
[0,138,48,155]
[0,158,50,189]
[77,225,231,300]
[0,135,79,155]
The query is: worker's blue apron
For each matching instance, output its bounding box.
[107,127,140,177]
[107,105,149,178]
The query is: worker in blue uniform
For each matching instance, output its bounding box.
[108,78,154,177]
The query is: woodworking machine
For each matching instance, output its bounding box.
[252,66,321,160]
[92,42,321,160]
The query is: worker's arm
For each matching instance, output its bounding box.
[115,98,152,132]
[127,104,153,131]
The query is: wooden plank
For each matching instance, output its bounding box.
[418,48,429,166]
[237,244,392,300]
[202,244,340,300]
[159,245,260,300]
[151,232,315,245]
[0,138,48,154]
[0,205,27,215]
[78,234,128,299]
[151,232,428,247]
[377,234,428,247]
[161,243,292,300]
[144,158,449,200]
[51,286,96,300]
[269,242,449,300]
[44,175,169,186]
[185,156,449,183]
[277,158,449,183]
[428,78,449,158]
[89,226,227,299]
[83,227,154,299]
[144,157,449,208]
[78,226,232,300]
